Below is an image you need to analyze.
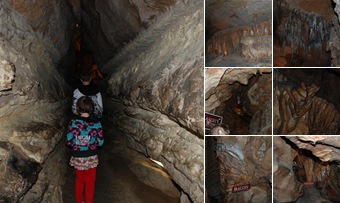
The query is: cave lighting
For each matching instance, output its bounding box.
[149,158,164,168]
[233,107,242,115]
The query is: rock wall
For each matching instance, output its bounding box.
[80,0,177,65]
[205,68,271,112]
[205,137,222,203]
[329,0,340,66]
[273,137,304,202]
[274,136,340,202]
[273,69,340,135]
[103,0,204,202]
[274,0,333,66]
[0,1,72,201]
[215,136,272,203]
[205,68,272,135]
[206,19,272,58]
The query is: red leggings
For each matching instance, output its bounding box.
[75,167,96,203]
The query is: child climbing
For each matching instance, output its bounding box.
[66,96,104,203]
[72,72,103,118]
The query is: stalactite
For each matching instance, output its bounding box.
[277,3,330,55]
[206,19,272,57]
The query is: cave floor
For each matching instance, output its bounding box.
[61,117,178,203]
[205,53,272,67]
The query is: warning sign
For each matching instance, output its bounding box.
[205,112,223,130]
[232,184,251,193]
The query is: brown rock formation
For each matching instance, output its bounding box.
[205,68,272,135]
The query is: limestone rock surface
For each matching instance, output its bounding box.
[129,154,180,198]
[81,0,178,64]
[0,1,71,201]
[104,1,204,201]
[215,136,272,203]
[273,137,304,203]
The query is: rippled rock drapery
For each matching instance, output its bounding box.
[103,0,204,202]
[214,136,272,203]
[206,20,272,59]
[274,0,333,66]
[273,70,340,135]
[0,1,72,202]
[205,0,272,66]
[275,0,330,54]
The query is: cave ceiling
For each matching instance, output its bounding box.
[206,0,272,36]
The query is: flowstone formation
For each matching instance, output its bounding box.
[275,1,330,55]
[274,69,340,135]
[206,136,272,203]
[205,0,272,67]
[205,20,272,66]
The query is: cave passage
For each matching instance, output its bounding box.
[274,137,340,203]
[205,68,272,135]
[0,0,204,202]
[60,45,181,202]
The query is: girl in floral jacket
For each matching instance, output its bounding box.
[66,96,104,203]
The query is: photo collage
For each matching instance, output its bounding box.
[205,0,340,203]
